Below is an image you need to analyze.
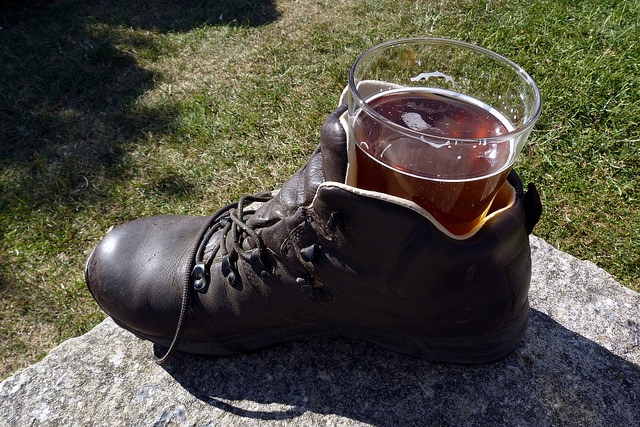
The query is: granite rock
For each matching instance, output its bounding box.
[1,236,639,426]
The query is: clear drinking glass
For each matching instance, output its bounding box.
[347,38,541,235]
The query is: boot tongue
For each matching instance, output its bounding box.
[246,105,348,227]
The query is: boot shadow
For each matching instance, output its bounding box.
[162,309,640,425]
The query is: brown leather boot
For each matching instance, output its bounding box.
[85,105,542,364]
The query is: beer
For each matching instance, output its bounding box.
[353,88,513,235]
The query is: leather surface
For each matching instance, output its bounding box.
[85,105,540,350]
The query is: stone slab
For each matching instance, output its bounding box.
[1,236,639,426]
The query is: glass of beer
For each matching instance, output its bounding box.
[347,38,542,235]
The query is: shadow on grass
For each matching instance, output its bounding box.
[0,1,280,370]
[0,0,279,212]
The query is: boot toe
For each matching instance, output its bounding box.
[85,215,208,339]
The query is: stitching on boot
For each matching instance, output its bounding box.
[280,210,311,262]
[278,210,336,302]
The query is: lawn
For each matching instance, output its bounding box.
[1,0,638,379]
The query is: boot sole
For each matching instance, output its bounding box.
[117,300,529,365]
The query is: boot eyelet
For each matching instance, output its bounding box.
[190,263,209,293]
[249,248,272,279]
[222,255,240,286]
[300,243,320,262]
[300,284,313,297]
[226,271,237,285]
[250,249,261,263]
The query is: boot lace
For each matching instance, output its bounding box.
[154,191,274,365]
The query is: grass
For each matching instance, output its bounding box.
[1,0,638,379]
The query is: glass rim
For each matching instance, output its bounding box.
[348,37,542,144]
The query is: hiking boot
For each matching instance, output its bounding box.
[85,105,542,364]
